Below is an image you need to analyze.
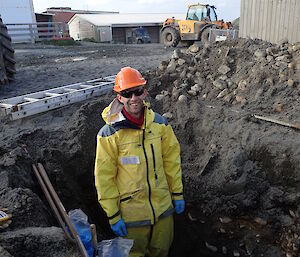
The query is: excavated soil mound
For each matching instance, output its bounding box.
[1,38,300,257]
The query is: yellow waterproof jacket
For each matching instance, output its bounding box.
[94,99,183,227]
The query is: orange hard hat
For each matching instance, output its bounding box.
[114,67,147,92]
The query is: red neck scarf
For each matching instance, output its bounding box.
[122,107,144,127]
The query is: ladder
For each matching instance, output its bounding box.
[0,75,115,120]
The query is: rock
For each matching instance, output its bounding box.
[266,47,274,56]
[276,55,290,62]
[202,93,207,99]
[292,44,300,52]
[287,79,294,87]
[158,63,167,71]
[266,77,274,86]
[186,73,193,79]
[218,65,231,75]
[177,58,186,66]
[207,74,214,81]
[205,242,218,252]
[233,250,240,257]
[254,88,264,100]
[278,38,288,45]
[162,112,173,119]
[171,87,179,100]
[178,95,187,102]
[166,60,177,73]
[235,95,246,103]
[238,80,247,91]
[172,49,181,59]
[179,83,188,89]
[254,217,267,225]
[191,84,200,92]
[266,56,274,62]
[0,246,13,257]
[219,217,232,223]
[254,49,266,58]
[217,89,229,98]
[219,75,228,81]
[188,90,197,96]
[280,215,294,226]
[155,94,165,101]
[224,94,233,103]
[219,228,226,233]
[195,76,205,86]
[189,44,200,53]
[273,102,283,112]
[222,246,227,255]
[289,210,296,218]
[188,66,197,73]
[179,69,187,80]
[213,79,227,90]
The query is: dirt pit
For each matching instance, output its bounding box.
[1,40,300,257]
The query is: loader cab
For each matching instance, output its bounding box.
[186,4,218,22]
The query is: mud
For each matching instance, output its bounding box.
[1,39,300,257]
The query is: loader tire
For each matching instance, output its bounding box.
[161,27,180,47]
[0,18,16,85]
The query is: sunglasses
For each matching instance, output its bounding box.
[119,87,145,98]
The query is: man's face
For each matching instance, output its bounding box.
[117,86,146,118]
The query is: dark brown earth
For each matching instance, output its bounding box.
[1,39,300,257]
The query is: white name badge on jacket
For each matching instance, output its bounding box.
[121,156,140,165]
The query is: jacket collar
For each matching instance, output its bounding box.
[102,98,152,129]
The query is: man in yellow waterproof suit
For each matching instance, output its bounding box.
[94,67,184,257]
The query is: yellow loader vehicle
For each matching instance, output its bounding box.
[0,17,16,85]
[161,3,232,47]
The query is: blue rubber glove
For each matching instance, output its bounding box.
[110,218,127,237]
[173,199,185,214]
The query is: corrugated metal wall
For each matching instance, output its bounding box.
[239,0,300,44]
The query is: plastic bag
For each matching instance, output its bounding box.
[68,209,94,257]
[97,237,134,257]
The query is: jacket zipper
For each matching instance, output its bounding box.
[142,115,156,223]
[150,144,158,187]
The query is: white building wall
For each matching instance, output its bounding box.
[240,0,300,44]
[0,0,36,23]
[69,16,96,41]
[0,0,37,42]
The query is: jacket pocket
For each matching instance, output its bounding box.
[120,196,132,203]
[150,144,158,187]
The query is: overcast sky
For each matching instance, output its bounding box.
[32,0,240,21]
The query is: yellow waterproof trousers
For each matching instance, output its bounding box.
[125,215,174,257]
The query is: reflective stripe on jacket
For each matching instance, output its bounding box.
[94,99,183,226]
